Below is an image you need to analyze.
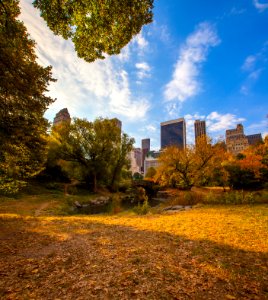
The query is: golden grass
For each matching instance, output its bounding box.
[0,194,268,299]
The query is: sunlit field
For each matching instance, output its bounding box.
[0,193,267,299]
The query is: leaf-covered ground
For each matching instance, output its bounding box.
[0,196,267,299]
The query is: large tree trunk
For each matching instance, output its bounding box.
[110,162,121,192]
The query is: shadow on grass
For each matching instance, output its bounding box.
[0,214,267,299]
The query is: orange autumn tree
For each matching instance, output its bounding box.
[239,136,268,182]
[155,136,218,189]
[237,149,264,177]
[224,136,268,189]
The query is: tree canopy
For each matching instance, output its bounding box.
[0,0,55,193]
[50,118,134,192]
[33,0,154,62]
[155,137,219,190]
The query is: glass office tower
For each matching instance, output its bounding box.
[161,118,186,149]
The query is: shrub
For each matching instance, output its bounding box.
[0,178,27,196]
[243,192,255,204]
[203,191,220,204]
[133,199,150,215]
[203,190,257,205]
[223,191,242,204]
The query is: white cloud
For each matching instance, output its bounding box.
[117,45,131,62]
[134,31,149,49]
[136,62,150,71]
[19,0,150,122]
[242,55,257,71]
[131,30,149,57]
[253,0,268,12]
[240,43,268,95]
[145,124,157,132]
[165,103,182,118]
[240,85,249,95]
[164,22,220,103]
[184,112,246,144]
[149,22,171,44]
[229,7,246,15]
[206,111,245,132]
[135,62,151,79]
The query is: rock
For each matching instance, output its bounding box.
[74,201,82,208]
[163,205,192,212]
[184,205,192,210]
[91,196,110,206]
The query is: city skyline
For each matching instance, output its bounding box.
[19,0,268,149]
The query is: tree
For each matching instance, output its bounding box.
[224,137,268,189]
[145,167,156,179]
[33,0,154,62]
[155,137,217,190]
[50,117,134,192]
[155,146,196,189]
[109,133,134,191]
[0,0,55,193]
[208,142,230,188]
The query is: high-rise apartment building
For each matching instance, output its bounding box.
[194,120,206,144]
[161,118,186,149]
[247,133,262,145]
[53,108,71,126]
[226,124,249,155]
[226,124,263,155]
[141,138,150,173]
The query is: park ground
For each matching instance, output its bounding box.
[0,187,268,299]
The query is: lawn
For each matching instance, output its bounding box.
[0,192,267,299]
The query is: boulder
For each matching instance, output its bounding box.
[163,205,192,212]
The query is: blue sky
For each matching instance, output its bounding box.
[19,0,268,149]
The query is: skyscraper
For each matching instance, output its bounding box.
[53,108,71,126]
[161,118,186,149]
[141,138,150,173]
[194,120,206,144]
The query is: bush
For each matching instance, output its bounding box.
[0,178,27,196]
[203,190,257,205]
[133,199,150,215]
[203,191,220,204]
